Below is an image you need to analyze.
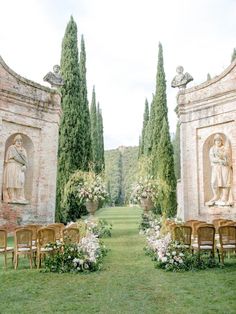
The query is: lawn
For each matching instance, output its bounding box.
[0,206,236,314]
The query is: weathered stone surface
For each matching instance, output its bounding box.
[0,56,61,231]
[176,59,236,222]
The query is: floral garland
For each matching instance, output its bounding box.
[43,225,108,273]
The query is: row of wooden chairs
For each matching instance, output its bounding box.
[0,223,80,270]
[172,224,236,264]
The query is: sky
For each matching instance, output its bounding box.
[1,0,236,149]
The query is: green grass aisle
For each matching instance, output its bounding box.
[0,206,236,313]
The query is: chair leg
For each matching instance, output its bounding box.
[29,254,32,269]
[217,248,220,263]
[221,249,224,264]
[4,253,7,270]
[14,255,18,270]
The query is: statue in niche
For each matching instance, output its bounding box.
[171,65,193,89]
[43,65,64,89]
[3,134,28,204]
[206,134,233,206]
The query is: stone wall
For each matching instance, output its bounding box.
[0,56,61,231]
[176,60,236,222]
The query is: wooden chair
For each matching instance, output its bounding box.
[47,223,64,242]
[63,228,80,244]
[192,221,206,239]
[14,228,35,269]
[37,227,55,268]
[173,225,192,249]
[217,226,236,264]
[24,224,42,246]
[0,229,14,269]
[192,226,215,258]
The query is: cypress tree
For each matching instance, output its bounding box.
[151,43,168,162]
[139,99,149,156]
[231,48,236,63]
[97,103,105,172]
[56,16,82,221]
[173,121,181,180]
[207,73,211,81]
[150,43,177,216]
[79,35,91,170]
[90,86,99,172]
[156,118,177,217]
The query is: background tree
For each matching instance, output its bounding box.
[172,121,181,180]
[139,99,149,157]
[150,43,177,216]
[97,103,105,172]
[56,16,83,221]
[79,35,92,170]
[90,86,99,173]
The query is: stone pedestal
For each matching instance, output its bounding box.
[176,59,236,222]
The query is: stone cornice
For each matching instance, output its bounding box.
[0,55,59,95]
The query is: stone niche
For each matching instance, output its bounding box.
[176,59,236,222]
[0,56,61,231]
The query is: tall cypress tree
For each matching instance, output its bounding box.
[56,16,82,221]
[97,103,105,172]
[151,43,168,162]
[173,121,181,180]
[79,35,91,170]
[156,118,177,217]
[150,43,177,216]
[90,86,99,172]
[139,99,149,156]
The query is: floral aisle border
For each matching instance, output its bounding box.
[140,213,218,272]
[43,219,112,273]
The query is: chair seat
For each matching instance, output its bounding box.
[39,247,54,252]
[192,244,213,250]
[0,247,14,252]
[17,247,33,252]
[216,244,236,249]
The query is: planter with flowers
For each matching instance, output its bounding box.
[131,177,159,212]
[77,171,109,216]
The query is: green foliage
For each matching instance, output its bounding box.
[155,118,177,216]
[139,99,149,156]
[79,35,92,170]
[87,219,113,238]
[172,121,181,180]
[62,171,87,222]
[207,73,211,81]
[43,235,108,273]
[231,47,236,63]
[62,170,108,222]
[56,17,92,222]
[147,43,177,217]
[97,104,105,172]
[105,146,139,205]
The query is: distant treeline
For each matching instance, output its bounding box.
[105,146,139,205]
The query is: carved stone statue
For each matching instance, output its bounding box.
[43,65,64,89]
[206,134,233,206]
[3,134,28,204]
[171,66,193,89]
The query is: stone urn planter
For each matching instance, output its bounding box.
[85,200,99,216]
[140,197,154,212]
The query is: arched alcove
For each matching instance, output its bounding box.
[203,133,232,204]
[2,133,34,203]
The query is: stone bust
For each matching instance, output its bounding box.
[43,65,64,89]
[3,134,28,204]
[171,66,193,89]
[206,134,233,206]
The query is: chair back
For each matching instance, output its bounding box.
[15,228,33,250]
[192,221,206,237]
[174,226,192,246]
[24,225,39,242]
[218,226,236,246]
[0,229,7,250]
[47,223,64,241]
[63,228,80,244]
[197,226,215,247]
[38,228,55,248]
